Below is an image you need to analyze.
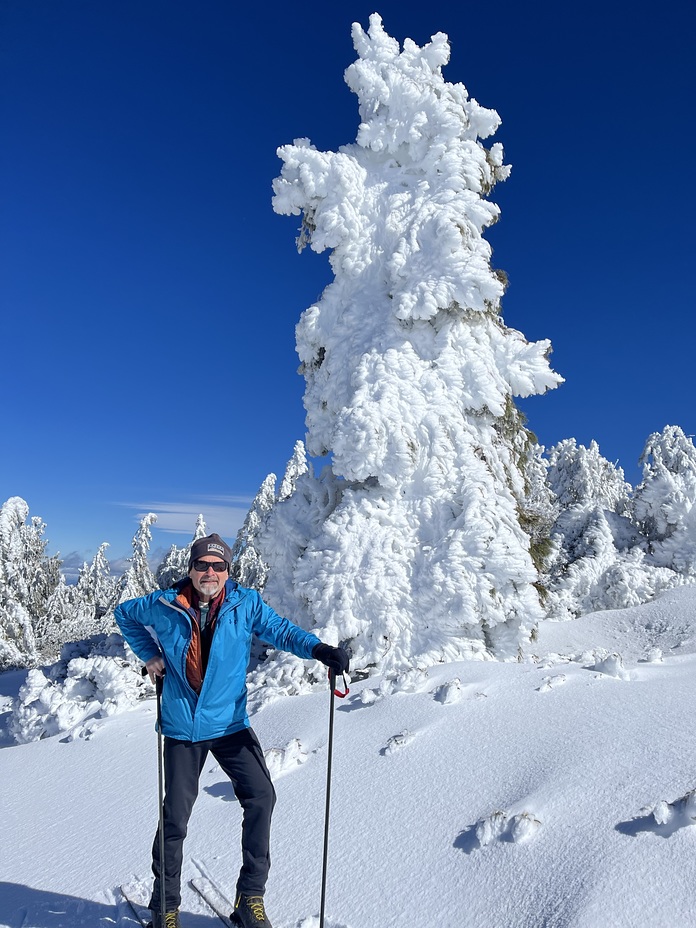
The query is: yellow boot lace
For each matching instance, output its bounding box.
[238,895,267,922]
[164,911,181,928]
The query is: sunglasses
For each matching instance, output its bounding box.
[192,559,228,573]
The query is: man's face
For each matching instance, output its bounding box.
[189,556,229,602]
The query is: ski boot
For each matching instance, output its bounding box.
[231,893,273,927]
[146,909,182,928]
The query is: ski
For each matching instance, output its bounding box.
[190,876,236,926]
[119,885,151,927]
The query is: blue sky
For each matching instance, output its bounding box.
[1,0,694,569]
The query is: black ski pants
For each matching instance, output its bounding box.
[149,727,276,912]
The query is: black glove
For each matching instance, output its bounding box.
[312,643,350,675]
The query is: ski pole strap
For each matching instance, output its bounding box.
[328,669,350,698]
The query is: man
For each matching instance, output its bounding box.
[115,533,349,928]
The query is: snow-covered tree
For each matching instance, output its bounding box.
[278,440,309,502]
[0,497,61,667]
[265,15,563,673]
[544,439,677,619]
[118,513,158,603]
[633,426,696,576]
[231,474,277,592]
[155,514,207,590]
[0,601,35,670]
[33,575,87,658]
[548,440,631,516]
[75,542,119,618]
[232,442,312,593]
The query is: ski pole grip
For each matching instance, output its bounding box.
[141,664,166,695]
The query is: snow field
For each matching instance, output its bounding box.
[5,589,696,927]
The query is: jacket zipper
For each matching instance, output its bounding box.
[159,588,245,739]
[159,596,198,700]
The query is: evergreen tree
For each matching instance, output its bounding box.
[230,475,277,592]
[75,542,119,618]
[544,439,677,618]
[155,514,207,591]
[278,440,309,501]
[548,439,631,515]
[633,425,696,576]
[118,513,158,603]
[33,575,86,658]
[232,443,311,593]
[0,497,60,667]
[0,601,35,670]
[267,16,563,672]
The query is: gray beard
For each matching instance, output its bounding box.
[198,580,221,601]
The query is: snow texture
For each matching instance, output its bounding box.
[6,587,696,927]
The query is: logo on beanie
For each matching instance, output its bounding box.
[208,543,224,555]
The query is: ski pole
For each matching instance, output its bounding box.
[155,673,166,928]
[142,666,167,927]
[319,668,349,928]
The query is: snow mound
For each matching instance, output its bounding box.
[382,729,416,755]
[652,790,696,828]
[263,738,308,779]
[619,789,696,839]
[537,673,567,693]
[360,668,431,705]
[534,586,696,662]
[466,809,542,849]
[432,677,462,704]
[10,634,148,743]
[591,652,631,680]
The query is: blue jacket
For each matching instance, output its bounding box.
[115,580,321,742]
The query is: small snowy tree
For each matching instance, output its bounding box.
[75,542,119,618]
[545,439,677,618]
[230,475,277,592]
[278,440,309,502]
[33,575,88,659]
[265,15,563,673]
[155,514,207,590]
[633,426,696,576]
[0,601,35,670]
[0,497,61,667]
[118,513,158,603]
[232,442,312,593]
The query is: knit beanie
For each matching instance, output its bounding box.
[188,533,232,569]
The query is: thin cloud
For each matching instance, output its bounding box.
[117,497,252,539]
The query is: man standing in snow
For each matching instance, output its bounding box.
[115,533,349,928]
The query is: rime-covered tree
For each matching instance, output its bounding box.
[230,475,277,592]
[0,497,60,620]
[0,601,35,670]
[548,440,631,516]
[265,15,563,673]
[33,575,87,658]
[118,513,158,603]
[156,514,207,590]
[75,542,119,618]
[544,439,677,618]
[0,497,60,667]
[232,442,312,593]
[278,440,309,502]
[633,425,696,576]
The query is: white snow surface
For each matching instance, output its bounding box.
[4,588,696,927]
